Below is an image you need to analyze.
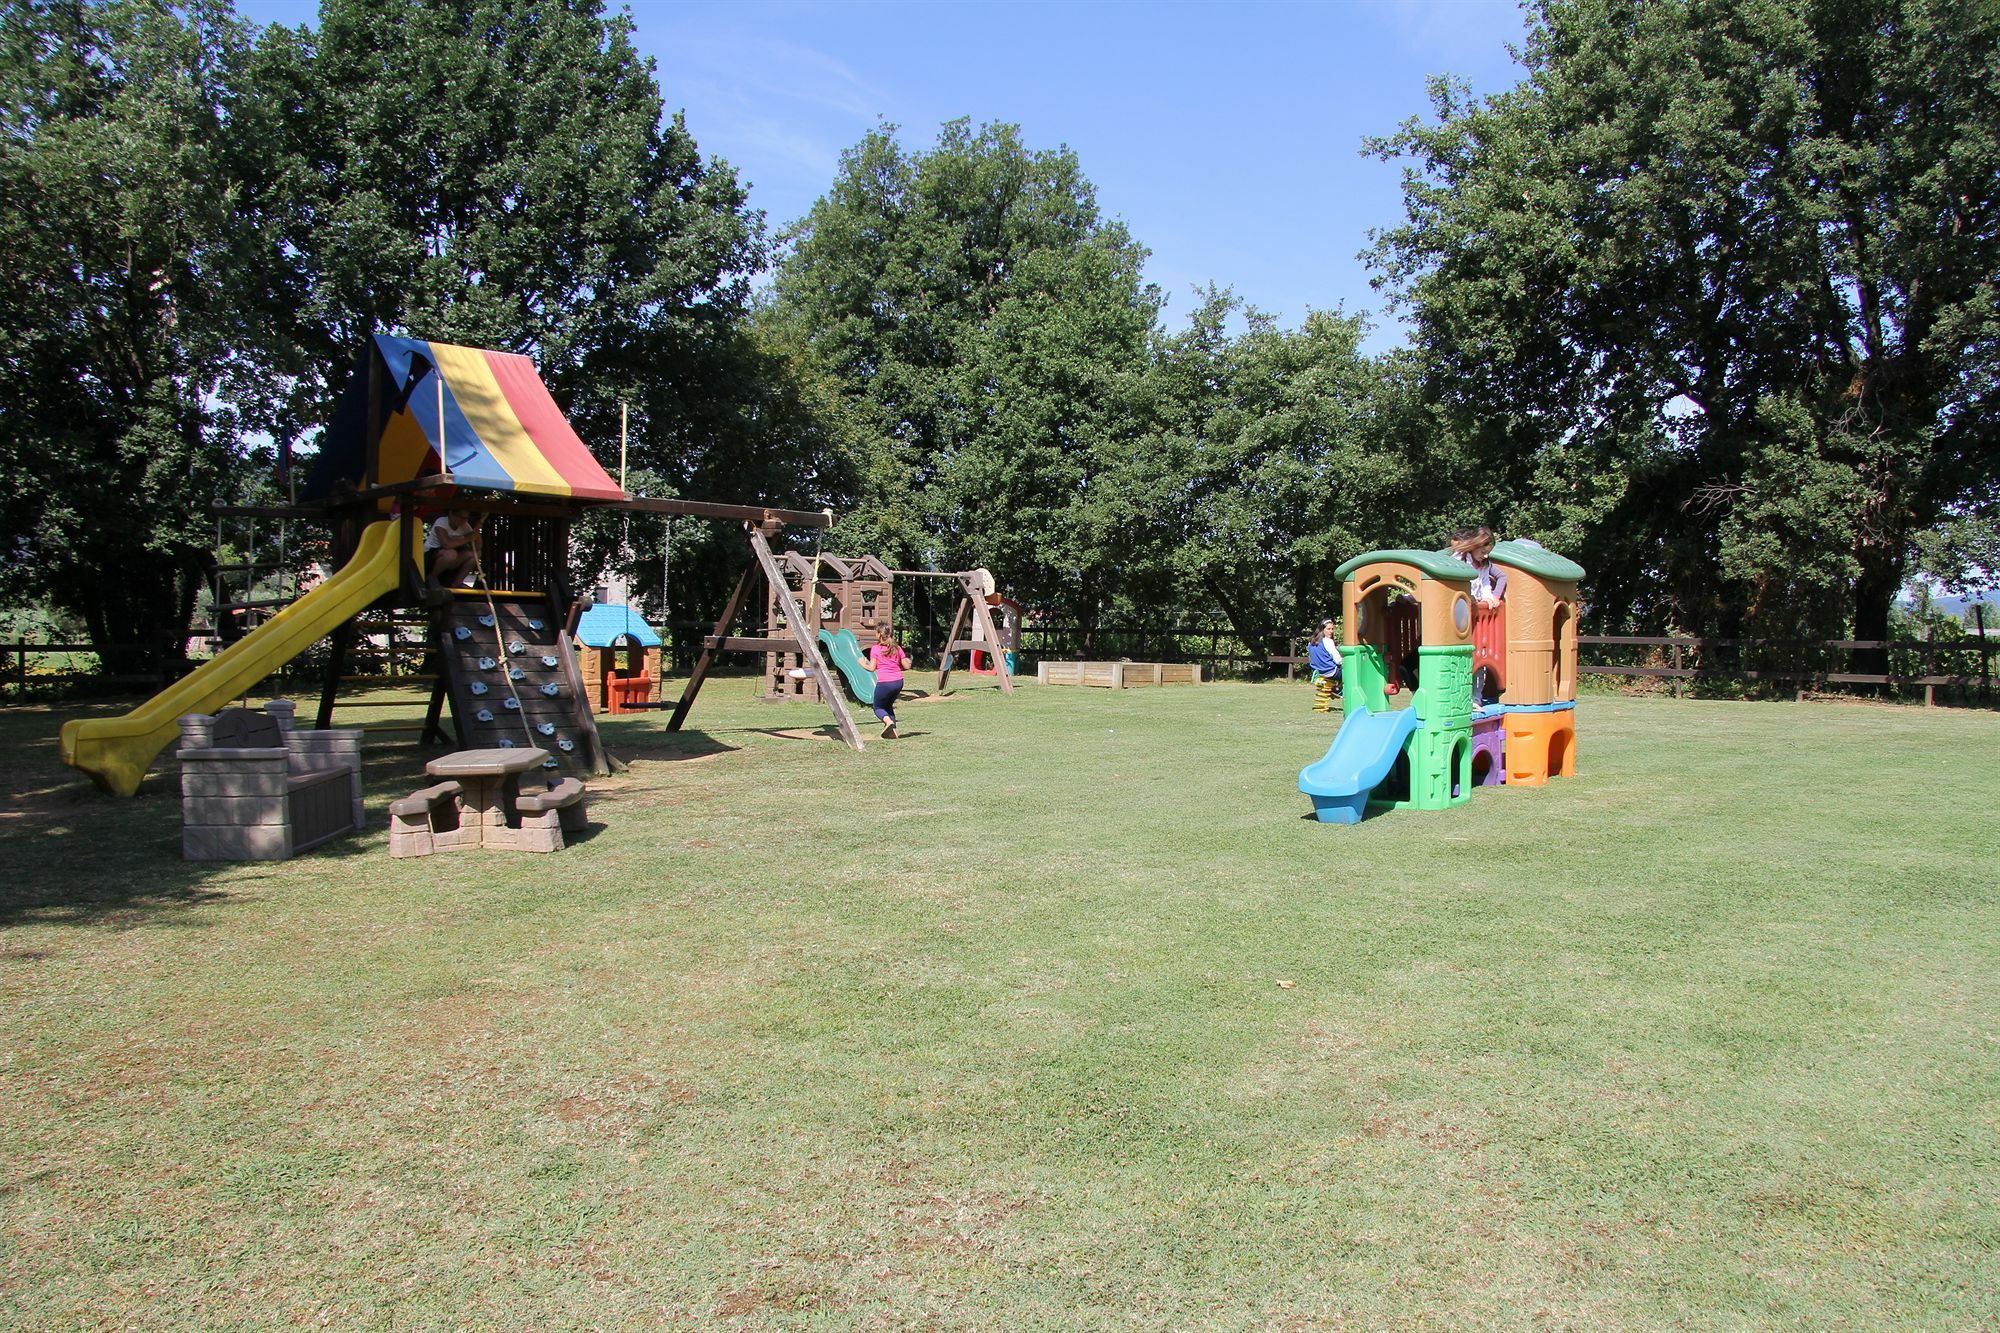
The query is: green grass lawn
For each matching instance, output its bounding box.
[3,678,1996,1328]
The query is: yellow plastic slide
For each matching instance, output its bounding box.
[60,519,411,796]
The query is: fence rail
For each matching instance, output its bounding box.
[1265,630,1995,706]
[11,618,1995,704]
[1577,632,1995,704]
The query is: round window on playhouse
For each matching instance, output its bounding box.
[1453,594,1471,637]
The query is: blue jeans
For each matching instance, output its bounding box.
[871,680,902,723]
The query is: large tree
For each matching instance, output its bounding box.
[1368,0,2000,646]
[1127,290,1477,648]
[765,120,1160,633]
[250,0,787,514]
[0,0,288,671]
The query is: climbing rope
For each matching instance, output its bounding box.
[472,562,538,751]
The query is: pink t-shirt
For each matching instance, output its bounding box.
[866,644,909,684]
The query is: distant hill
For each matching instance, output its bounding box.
[1908,590,2000,620]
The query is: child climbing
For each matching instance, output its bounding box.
[1307,619,1343,712]
[425,508,484,604]
[1450,525,1508,608]
[865,627,911,739]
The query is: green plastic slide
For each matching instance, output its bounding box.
[816,628,877,702]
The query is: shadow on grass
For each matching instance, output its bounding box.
[0,721,453,927]
[595,727,739,765]
[0,777,381,927]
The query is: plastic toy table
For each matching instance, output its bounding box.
[424,746,551,852]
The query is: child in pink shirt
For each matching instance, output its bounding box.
[865,629,911,739]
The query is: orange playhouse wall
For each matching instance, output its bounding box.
[1499,575,1581,707]
[1502,709,1577,785]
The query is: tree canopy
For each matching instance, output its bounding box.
[2,0,791,663]
[1368,0,2000,642]
[9,0,1994,675]
[0,0,283,668]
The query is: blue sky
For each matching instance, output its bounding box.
[242,0,1533,352]
[633,0,1532,350]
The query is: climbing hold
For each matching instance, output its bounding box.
[509,667,525,681]
[478,614,495,628]
[499,738,516,748]
[503,697,520,711]
[537,722,556,736]
[543,757,559,769]
[527,618,544,630]
[507,639,525,654]
[453,626,471,641]
[557,738,575,752]
[540,683,560,697]
[478,655,496,671]
[469,681,489,696]
[540,655,557,668]
[475,708,494,722]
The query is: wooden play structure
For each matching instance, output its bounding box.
[969,595,1022,676]
[1298,540,1584,823]
[916,567,1016,695]
[573,603,663,714]
[60,333,861,793]
[746,555,1019,704]
[666,519,867,749]
[763,552,894,702]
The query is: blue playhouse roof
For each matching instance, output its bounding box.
[574,604,662,648]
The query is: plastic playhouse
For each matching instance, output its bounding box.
[574,603,663,714]
[1299,541,1584,823]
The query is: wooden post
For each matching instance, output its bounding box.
[747,526,864,750]
[1672,639,1683,699]
[667,554,760,734]
[547,578,616,774]
[1976,604,1992,700]
[317,621,356,730]
[934,596,972,694]
[1924,624,1935,707]
[422,672,454,747]
[967,583,1015,695]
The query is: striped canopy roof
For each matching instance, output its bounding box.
[305,335,623,502]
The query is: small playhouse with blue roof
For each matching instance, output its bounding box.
[1298,540,1584,823]
[573,603,663,714]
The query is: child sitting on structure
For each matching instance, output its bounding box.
[1450,525,1507,608]
[865,627,911,739]
[1307,619,1343,712]
[425,508,484,604]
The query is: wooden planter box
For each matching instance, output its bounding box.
[1035,660,1203,689]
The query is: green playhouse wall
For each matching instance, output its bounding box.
[1371,644,1474,813]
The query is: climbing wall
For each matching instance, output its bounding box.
[437,593,605,774]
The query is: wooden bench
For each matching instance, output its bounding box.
[387,780,465,858]
[513,777,587,853]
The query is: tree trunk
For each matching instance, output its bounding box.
[1201,571,1272,663]
[1851,551,1901,689]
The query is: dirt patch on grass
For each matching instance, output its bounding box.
[889,1188,1030,1257]
[714,1279,845,1318]
[549,1073,695,1129]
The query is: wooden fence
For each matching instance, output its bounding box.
[1576,632,1995,705]
[1267,631,1996,705]
[13,615,1993,704]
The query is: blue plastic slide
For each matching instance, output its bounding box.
[1298,706,1421,824]
[816,628,877,702]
